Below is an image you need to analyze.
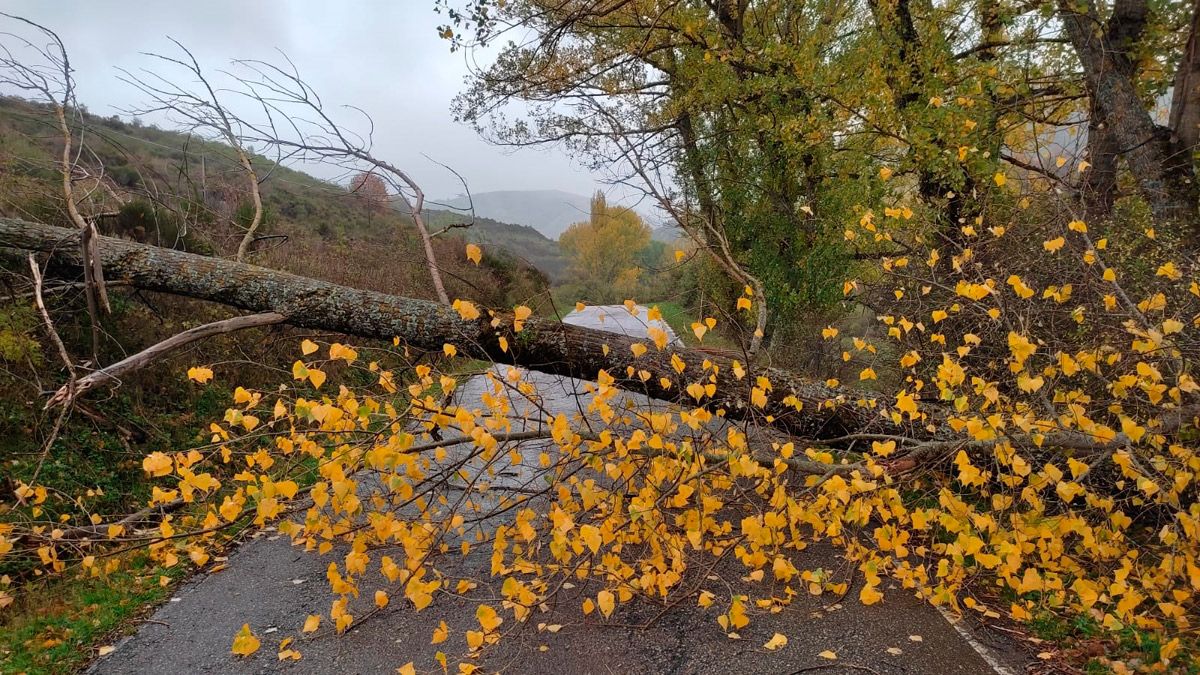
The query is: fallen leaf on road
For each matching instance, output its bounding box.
[818,650,838,660]
[764,633,788,650]
[887,647,903,655]
[302,614,320,633]
[231,624,260,657]
[397,663,416,675]
[98,646,115,656]
[909,634,924,642]
[277,637,301,661]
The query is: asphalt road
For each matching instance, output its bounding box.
[89,307,1032,674]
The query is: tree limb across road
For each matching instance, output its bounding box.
[2,216,912,441]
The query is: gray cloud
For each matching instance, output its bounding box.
[1,1,602,199]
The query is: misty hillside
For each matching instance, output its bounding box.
[423,209,568,280]
[440,189,594,240]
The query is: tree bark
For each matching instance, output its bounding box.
[1170,0,1200,156]
[3,216,913,441]
[1059,0,1199,232]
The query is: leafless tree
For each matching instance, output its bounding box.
[0,13,109,361]
[118,40,266,262]
[228,56,453,305]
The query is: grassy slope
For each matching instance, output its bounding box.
[424,208,568,281]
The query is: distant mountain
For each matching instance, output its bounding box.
[438,190,594,240]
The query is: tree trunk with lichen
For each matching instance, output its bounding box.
[2,216,915,441]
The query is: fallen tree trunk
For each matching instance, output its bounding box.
[2,216,915,440]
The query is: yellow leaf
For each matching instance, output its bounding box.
[993,172,1006,187]
[277,637,302,661]
[597,590,615,618]
[674,249,685,262]
[764,633,788,650]
[822,326,838,339]
[954,280,991,300]
[301,339,319,355]
[375,590,389,608]
[1068,220,1087,233]
[303,614,321,633]
[231,624,261,657]
[307,369,327,389]
[879,167,893,181]
[513,305,532,331]
[142,452,172,477]
[398,664,417,675]
[859,367,877,381]
[432,621,449,644]
[691,322,707,341]
[498,336,508,353]
[736,297,752,311]
[648,327,669,350]
[698,590,715,608]
[1157,261,1181,280]
[1043,237,1065,253]
[819,650,838,660]
[1007,332,1037,365]
[1006,275,1035,299]
[896,390,919,419]
[477,604,503,632]
[443,343,457,357]
[580,524,602,553]
[98,645,115,657]
[860,584,883,605]
[187,366,214,384]
[465,243,482,265]
[630,343,647,358]
[452,299,481,321]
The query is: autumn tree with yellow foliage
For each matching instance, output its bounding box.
[558,192,654,303]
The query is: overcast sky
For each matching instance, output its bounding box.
[1,1,603,199]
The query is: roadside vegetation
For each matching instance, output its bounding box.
[2,2,1200,673]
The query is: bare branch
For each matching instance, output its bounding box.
[47,312,287,408]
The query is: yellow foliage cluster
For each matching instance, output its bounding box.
[2,215,1197,671]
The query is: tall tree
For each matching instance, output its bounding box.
[559,192,651,303]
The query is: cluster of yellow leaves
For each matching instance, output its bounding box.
[7,206,1198,673]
